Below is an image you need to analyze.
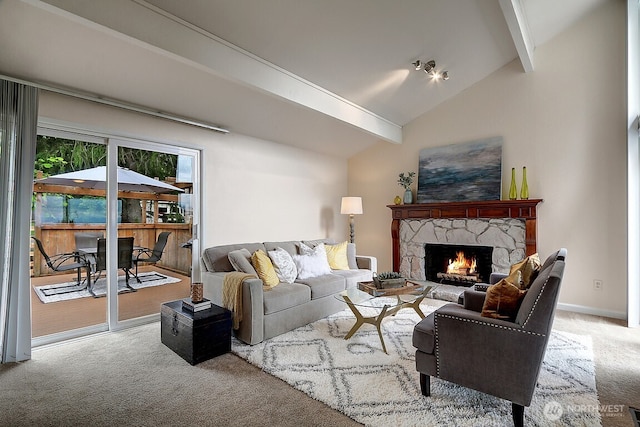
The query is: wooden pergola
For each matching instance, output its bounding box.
[31,182,193,277]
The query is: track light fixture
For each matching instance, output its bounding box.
[423,60,436,74]
[412,59,449,81]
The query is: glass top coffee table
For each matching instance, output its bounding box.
[334,281,439,354]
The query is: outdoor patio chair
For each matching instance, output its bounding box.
[92,237,137,296]
[74,232,104,272]
[133,231,171,282]
[31,236,90,290]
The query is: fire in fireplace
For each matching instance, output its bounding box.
[424,243,493,286]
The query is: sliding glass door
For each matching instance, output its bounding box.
[31,131,109,340]
[31,129,199,343]
[112,140,197,325]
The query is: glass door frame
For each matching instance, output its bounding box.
[32,127,111,346]
[107,137,200,331]
[32,122,201,343]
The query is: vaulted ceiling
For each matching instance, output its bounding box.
[0,0,606,157]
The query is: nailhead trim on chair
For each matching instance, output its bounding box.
[434,316,440,377]
[520,274,551,328]
[433,313,546,377]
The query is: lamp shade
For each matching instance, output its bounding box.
[341,197,363,215]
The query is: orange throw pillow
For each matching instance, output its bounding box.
[481,278,527,320]
[507,253,541,289]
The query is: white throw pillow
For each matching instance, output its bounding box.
[299,242,327,257]
[292,248,332,280]
[268,247,297,283]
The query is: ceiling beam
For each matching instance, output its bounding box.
[499,0,535,73]
[30,0,402,144]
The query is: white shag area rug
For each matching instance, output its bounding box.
[232,299,601,427]
[33,271,181,303]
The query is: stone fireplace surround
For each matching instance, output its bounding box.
[388,200,542,281]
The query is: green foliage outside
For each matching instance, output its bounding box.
[34,136,180,224]
[35,135,177,179]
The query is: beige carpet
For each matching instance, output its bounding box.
[0,304,638,427]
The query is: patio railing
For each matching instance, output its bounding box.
[32,223,192,277]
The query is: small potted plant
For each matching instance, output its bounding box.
[373,271,406,289]
[398,171,416,204]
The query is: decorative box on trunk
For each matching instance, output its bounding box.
[161,300,232,365]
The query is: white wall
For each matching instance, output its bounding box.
[38,92,349,249]
[349,1,627,317]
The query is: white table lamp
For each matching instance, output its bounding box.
[341,197,363,243]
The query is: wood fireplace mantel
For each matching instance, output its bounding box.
[388,199,542,272]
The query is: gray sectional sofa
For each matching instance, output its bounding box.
[201,239,377,345]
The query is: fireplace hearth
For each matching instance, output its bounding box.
[388,200,541,281]
[425,243,493,286]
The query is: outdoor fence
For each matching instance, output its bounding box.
[32,223,192,277]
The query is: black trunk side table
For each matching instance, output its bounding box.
[161,300,232,365]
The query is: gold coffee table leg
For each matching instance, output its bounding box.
[342,296,390,354]
[405,294,426,319]
[375,307,389,354]
[394,286,433,319]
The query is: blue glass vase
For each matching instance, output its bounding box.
[403,188,413,204]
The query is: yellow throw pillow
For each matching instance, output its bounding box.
[325,241,350,270]
[481,278,527,320]
[508,253,541,289]
[251,249,279,289]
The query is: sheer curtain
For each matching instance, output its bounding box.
[0,79,38,363]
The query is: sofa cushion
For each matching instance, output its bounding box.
[202,242,266,272]
[263,282,312,315]
[330,269,373,289]
[413,313,435,354]
[268,247,297,283]
[264,241,299,257]
[295,274,346,299]
[325,241,350,270]
[251,249,280,289]
[228,249,257,275]
[301,238,334,249]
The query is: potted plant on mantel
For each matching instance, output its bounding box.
[398,171,416,204]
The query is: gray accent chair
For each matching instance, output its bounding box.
[412,248,567,427]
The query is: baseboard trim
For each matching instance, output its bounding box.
[32,324,109,349]
[31,315,160,349]
[557,303,627,320]
[112,314,160,331]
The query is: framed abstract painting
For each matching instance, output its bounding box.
[417,137,503,203]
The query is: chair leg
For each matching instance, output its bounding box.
[89,270,102,297]
[512,403,524,427]
[124,269,137,292]
[419,373,431,396]
[134,261,142,283]
[85,265,91,292]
